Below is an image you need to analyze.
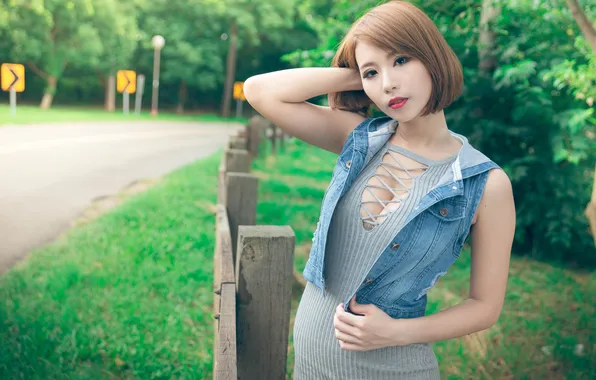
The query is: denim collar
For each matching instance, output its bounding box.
[360,117,495,193]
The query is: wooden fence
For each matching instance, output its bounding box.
[213,116,295,380]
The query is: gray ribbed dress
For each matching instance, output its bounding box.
[293,140,457,379]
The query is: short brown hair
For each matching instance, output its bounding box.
[330,1,463,117]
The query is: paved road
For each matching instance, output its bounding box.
[0,121,243,273]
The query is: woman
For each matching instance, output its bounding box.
[244,1,516,378]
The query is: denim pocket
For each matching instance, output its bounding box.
[427,196,467,221]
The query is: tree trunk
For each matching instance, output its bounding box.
[177,80,187,114]
[586,165,596,246]
[40,76,57,109]
[566,0,596,52]
[477,0,501,77]
[565,0,596,245]
[104,75,116,112]
[221,18,238,118]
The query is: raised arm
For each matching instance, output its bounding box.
[243,68,367,154]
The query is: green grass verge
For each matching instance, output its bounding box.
[0,105,247,125]
[0,152,223,379]
[0,138,594,379]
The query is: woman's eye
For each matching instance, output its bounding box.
[394,56,410,65]
[362,70,377,79]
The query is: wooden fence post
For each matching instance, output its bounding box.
[247,115,266,158]
[225,173,258,264]
[229,136,247,150]
[269,123,277,154]
[218,147,251,206]
[279,128,285,152]
[225,149,250,173]
[235,226,296,380]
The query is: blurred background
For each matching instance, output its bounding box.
[0,0,594,379]
[1,0,595,264]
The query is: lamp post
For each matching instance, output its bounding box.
[151,35,165,116]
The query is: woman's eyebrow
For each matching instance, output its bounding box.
[359,61,376,70]
[359,52,398,70]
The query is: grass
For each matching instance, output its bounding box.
[0,137,595,379]
[0,153,223,379]
[0,104,247,126]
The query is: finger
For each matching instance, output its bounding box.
[333,318,362,339]
[336,307,361,327]
[335,328,362,344]
[349,296,363,315]
[349,296,371,315]
[350,296,358,309]
[338,339,364,351]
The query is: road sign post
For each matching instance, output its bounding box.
[151,35,165,116]
[9,88,16,116]
[123,90,130,115]
[233,81,246,118]
[117,70,136,115]
[135,74,145,116]
[236,98,243,118]
[1,63,25,117]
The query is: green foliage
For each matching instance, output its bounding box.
[285,0,596,266]
[1,0,318,108]
[6,0,106,72]
[1,0,594,264]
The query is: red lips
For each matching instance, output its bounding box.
[388,97,408,109]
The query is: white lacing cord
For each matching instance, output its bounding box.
[360,151,428,230]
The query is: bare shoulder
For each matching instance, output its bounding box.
[485,168,513,198]
[474,168,515,224]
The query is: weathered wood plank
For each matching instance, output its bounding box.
[215,283,237,380]
[214,204,236,379]
[229,136,247,150]
[247,115,267,158]
[218,156,226,205]
[236,226,296,380]
[270,123,277,154]
[225,173,258,265]
[225,149,250,173]
[216,204,235,284]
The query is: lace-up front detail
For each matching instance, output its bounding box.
[360,147,430,230]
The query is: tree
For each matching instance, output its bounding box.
[93,0,139,112]
[5,0,108,108]
[287,0,596,265]
[566,0,596,52]
[562,0,596,245]
[477,0,500,76]
[134,0,229,114]
[219,0,302,117]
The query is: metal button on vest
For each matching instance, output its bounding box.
[365,279,373,285]
[345,160,352,168]
[391,243,400,250]
[440,208,449,217]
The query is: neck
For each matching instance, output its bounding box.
[393,110,454,149]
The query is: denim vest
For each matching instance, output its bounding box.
[302,116,500,319]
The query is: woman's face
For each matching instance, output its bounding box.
[355,41,433,122]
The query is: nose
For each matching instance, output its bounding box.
[383,72,398,94]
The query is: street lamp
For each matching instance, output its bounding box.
[151,35,165,116]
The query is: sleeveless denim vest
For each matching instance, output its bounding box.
[302,116,500,319]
